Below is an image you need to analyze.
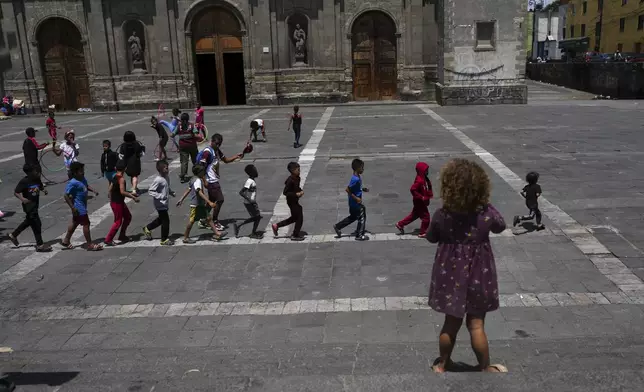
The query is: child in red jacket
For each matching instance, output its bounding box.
[395,162,433,237]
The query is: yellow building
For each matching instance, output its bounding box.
[564,0,644,53]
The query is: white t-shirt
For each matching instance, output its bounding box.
[190,178,204,207]
[199,147,221,184]
[243,178,257,204]
[254,119,264,129]
[60,142,79,168]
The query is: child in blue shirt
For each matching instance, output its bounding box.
[61,162,101,250]
[333,159,369,241]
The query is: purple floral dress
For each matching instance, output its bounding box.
[427,204,506,318]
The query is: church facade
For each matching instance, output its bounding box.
[0,0,527,111]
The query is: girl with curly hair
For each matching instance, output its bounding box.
[427,158,508,373]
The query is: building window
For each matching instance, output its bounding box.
[583,1,587,14]
[475,21,495,49]
[598,0,604,10]
[620,18,626,32]
[639,15,644,30]
[618,43,623,51]
[562,27,566,39]
[622,0,627,5]
[635,42,642,53]
[581,24,586,36]
[571,4,576,15]
[571,25,575,37]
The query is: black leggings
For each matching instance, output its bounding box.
[13,209,43,245]
[293,124,301,145]
[276,203,303,237]
[238,203,262,234]
[519,207,542,225]
[146,210,170,240]
[335,205,366,236]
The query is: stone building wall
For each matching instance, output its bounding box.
[436,0,527,105]
[0,0,525,110]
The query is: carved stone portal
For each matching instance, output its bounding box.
[288,14,308,66]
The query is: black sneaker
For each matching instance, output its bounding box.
[249,232,264,239]
[536,224,546,231]
[513,215,520,227]
[395,223,404,235]
[291,235,305,242]
[355,234,369,241]
[233,223,240,238]
[333,224,342,238]
[8,233,18,247]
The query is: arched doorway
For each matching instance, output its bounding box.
[192,7,246,105]
[351,11,397,101]
[37,18,91,110]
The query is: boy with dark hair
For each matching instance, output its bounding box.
[61,162,102,250]
[249,119,266,142]
[46,110,60,141]
[333,158,370,241]
[143,160,176,245]
[271,162,305,241]
[22,127,49,169]
[100,140,119,188]
[287,105,302,148]
[8,164,52,252]
[513,171,545,231]
[52,129,80,180]
[234,164,262,239]
[176,164,227,243]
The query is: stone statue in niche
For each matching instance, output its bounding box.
[292,23,307,66]
[128,30,147,74]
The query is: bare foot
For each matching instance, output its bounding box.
[431,358,454,373]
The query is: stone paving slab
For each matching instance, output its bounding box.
[2,102,644,390]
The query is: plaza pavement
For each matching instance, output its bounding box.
[0,89,644,390]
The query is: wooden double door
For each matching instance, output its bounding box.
[38,18,91,110]
[352,12,397,101]
[193,7,246,106]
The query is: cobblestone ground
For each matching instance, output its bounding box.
[1,89,644,391]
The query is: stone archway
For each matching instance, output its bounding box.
[351,11,397,101]
[37,18,91,110]
[191,7,246,105]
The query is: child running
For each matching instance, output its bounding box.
[395,162,433,237]
[427,158,507,373]
[151,116,169,161]
[116,131,145,195]
[100,140,119,190]
[52,130,80,179]
[22,127,49,169]
[61,162,102,251]
[333,159,369,241]
[160,108,181,134]
[249,119,266,142]
[104,161,139,246]
[271,162,305,241]
[46,110,60,141]
[143,160,176,245]
[234,164,262,239]
[8,164,52,252]
[176,113,199,183]
[195,102,205,131]
[176,164,227,243]
[513,171,545,231]
[287,105,302,148]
